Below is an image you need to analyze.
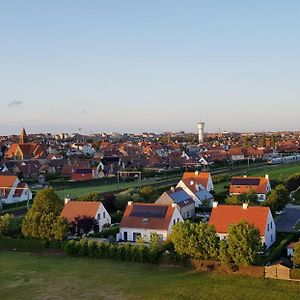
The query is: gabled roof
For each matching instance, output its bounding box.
[61,201,101,223]
[0,174,18,198]
[230,176,269,194]
[120,203,176,230]
[182,172,211,188]
[209,205,270,236]
[165,188,194,207]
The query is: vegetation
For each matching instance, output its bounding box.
[78,191,100,201]
[21,188,68,241]
[285,173,300,191]
[292,240,300,267]
[226,220,262,266]
[264,184,289,212]
[171,221,219,260]
[0,214,11,237]
[225,191,258,206]
[1,252,300,300]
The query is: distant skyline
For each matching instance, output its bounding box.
[1,1,300,135]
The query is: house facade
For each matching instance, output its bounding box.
[61,200,111,232]
[229,175,271,201]
[0,174,32,204]
[209,202,276,249]
[118,202,183,242]
[155,187,195,219]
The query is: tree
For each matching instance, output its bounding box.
[227,220,262,266]
[238,190,258,206]
[140,186,158,202]
[73,216,96,235]
[292,241,300,267]
[0,214,11,237]
[265,184,289,212]
[171,221,219,259]
[259,134,266,148]
[78,192,100,202]
[270,135,276,149]
[22,188,68,241]
[219,239,231,265]
[285,173,300,192]
[225,196,243,206]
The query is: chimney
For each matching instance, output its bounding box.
[243,203,248,210]
[170,186,175,192]
[190,180,194,185]
[212,201,218,208]
[195,171,199,175]
[128,201,133,206]
[243,175,247,178]
[171,203,177,208]
[265,174,269,180]
[64,195,70,205]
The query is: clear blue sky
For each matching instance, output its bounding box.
[1,1,300,135]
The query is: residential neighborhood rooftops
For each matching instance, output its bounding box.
[182,171,211,188]
[209,204,270,236]
[120,202,176,230]
[61,201,102,223]
[229,176,270,195]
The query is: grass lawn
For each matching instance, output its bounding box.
[1,252,300,300]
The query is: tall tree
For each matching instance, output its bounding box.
[22,188,68,241]
[266,184,289,212]
[227,220,262,266]
[171,221,218,259]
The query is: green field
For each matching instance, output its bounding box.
[0,252,300,300]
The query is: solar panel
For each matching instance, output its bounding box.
[130,205,168,218]
[75,169,93,174]
[231,178,260,186]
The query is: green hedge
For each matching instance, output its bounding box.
[64,240,164,264]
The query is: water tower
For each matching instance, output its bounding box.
[197,121,205,144]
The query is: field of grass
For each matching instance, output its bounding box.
[1,252,300,300]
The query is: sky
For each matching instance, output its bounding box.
[0,0,300,135]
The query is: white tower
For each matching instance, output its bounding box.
[197,121,205,144]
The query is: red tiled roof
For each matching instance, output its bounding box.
[229,176,269,194]
[209,205,270,236]
[182,172,211,188]
[61,201,101,223]
[120,203,175,231]
[0,174,18,198]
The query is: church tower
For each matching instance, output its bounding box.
[20,127,29,144]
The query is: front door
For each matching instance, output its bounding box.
[123,231,128,241]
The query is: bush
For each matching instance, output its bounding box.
[64,240,164,264]
[0,237,44,252]
[88,226,119,238]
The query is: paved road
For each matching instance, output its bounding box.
[276,204,300,232]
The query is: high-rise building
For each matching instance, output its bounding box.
[197,121,205,144]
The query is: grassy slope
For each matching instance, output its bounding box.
[1,252,300,300]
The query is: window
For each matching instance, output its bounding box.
[270,221,272,229]
[103,212,106,219]
[267,224,269,231]
[177,218,179,223]
[173,219,176,225]
[97,214,100,220]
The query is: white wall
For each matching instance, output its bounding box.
[95,204,111,231]
[263,210,276,249]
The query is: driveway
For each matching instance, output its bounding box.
[275,204,300,233]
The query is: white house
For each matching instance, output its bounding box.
[0,174,32,204]
[155,187,195,219]
[209,202,276,249]
[118,202,183,242]
[61,199,111,232]
[287,242,299,257]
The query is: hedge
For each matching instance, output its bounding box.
[88,226,119,238]
[64,239,180,265]
[291,268,300,280]
[0,237,45,253]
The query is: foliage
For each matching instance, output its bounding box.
[225,191,258,206]
[88,226,119,238]
[265,184,289,212]
[140,186,158,202]
[21,188,68,241]
[227,220,262,266]
[102,194,116,212]
[0,214,11,237]
[115,188,144,210]
[78,192,100,202]
[225,195,242,206]
[219,239,231,265]
[64,239,164,264]
[72,216,96,236]
[285,173,300,192]
[292,241,300,267]
[171,221,218,260]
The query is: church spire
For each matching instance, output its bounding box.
[20,127,28,144]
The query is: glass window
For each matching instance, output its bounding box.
[103,212,106,219]
[97,214,100,220]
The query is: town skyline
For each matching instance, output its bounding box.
[1,1,300,134]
